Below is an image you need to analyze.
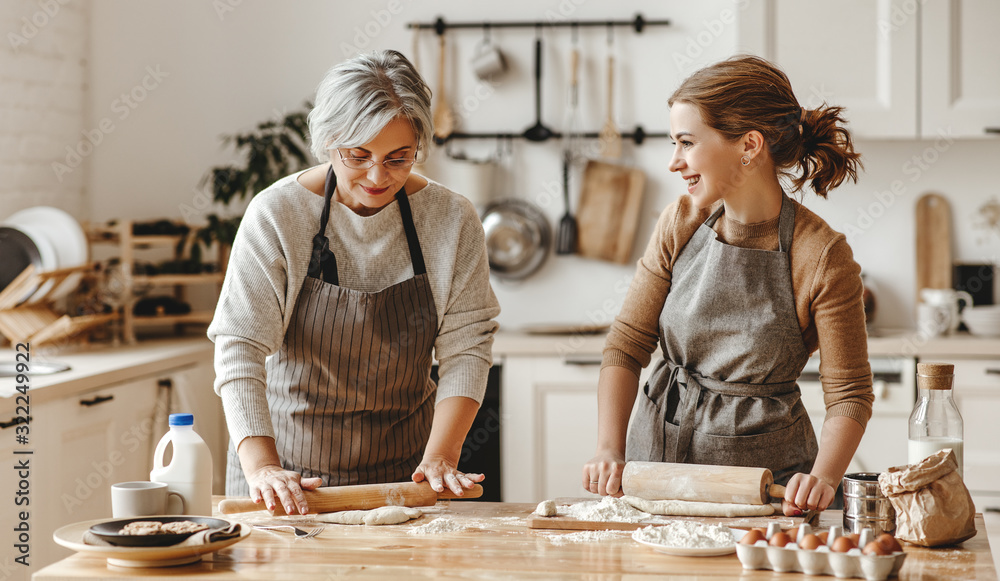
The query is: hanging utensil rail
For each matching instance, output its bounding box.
[410,14,672,145]
[407,14,670,35]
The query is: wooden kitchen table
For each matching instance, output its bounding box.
[34,498,998,580]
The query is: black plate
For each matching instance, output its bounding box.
[89,516,230,547]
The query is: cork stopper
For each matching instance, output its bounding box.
[916,362,955,390]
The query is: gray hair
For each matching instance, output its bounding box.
[307,50,432,162]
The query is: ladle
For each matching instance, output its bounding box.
[523,36,554,142]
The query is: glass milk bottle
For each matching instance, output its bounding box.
[908,362,964,477]
[150,413,214,515]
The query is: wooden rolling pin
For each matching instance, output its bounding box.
[219,482,483,516]
[621,462,786,505]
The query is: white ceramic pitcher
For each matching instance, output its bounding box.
[919,288,974,334]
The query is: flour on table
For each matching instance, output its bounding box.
[535,499,557,517]
[318,506,422,526]
[561,496,653,522]
[623,495,775,517]
[632,522,735,549]
[545,530,631,545]
[407,517,468,535]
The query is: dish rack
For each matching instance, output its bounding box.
[0,264,116,346]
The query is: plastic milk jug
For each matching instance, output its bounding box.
[150,413,213,515]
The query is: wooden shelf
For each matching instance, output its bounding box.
[132,311,215,326]
[133,273,224,285]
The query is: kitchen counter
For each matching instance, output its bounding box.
[494,329,1000,358]
[0,337,213,405]
[33,499,998,580]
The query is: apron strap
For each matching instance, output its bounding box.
[308,167,427,283]
[307,165,340,284]
[395,189,427,276]
[701,195,796,253]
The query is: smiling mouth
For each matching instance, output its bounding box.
[687,176,701,187]
[361,185,390,196]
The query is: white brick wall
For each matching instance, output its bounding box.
[0,0,88,219]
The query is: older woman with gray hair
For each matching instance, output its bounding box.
[208,50,499,515]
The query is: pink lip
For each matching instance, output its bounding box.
[361,186,390,196]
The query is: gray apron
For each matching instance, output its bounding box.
[626,195,818,485]
[226,166,438,495]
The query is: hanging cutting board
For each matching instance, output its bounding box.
[915,193,952,299]
[576,160,646,264]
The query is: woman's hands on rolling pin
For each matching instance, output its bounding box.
[412,454,485,496]
[781,472,836,516]
[582,449,626,497]
[246,464,323,516]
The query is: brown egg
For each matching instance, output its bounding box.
[750,527,767,536]
[740,529,765,545]
[832,536,857,553]
[847,533,861,545]
[817,531,829,544]
[798,533,822,550]
[768,532,792,547]
[876,533,903,553]
[786,526,799,541]
[863,541,888,556]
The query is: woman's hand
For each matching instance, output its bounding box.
[582,449,626,497]
[412,454,485,496]
[246,464,323,515]
[781,472,836,516]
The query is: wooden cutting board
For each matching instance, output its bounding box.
[527,498,791,531]
[915,192,952,299]
[576,160,646,264]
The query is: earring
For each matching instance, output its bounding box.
[741,155,751,166]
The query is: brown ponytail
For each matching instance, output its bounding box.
[668,55,862,198]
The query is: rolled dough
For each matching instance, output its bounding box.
[318,505,423,525]
[622,495,775,517]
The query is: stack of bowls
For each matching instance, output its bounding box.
[961,305,1000,336]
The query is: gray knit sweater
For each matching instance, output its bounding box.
[207,170,500,447]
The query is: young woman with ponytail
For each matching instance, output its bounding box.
[583,55,873,516]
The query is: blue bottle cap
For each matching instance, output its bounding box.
[169,413,194,426]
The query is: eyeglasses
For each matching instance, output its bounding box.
[335,149,417,172]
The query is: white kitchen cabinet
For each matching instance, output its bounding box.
[950,357,1000,512]
[501,355,654,503]
[738,0,1000,139]
[921,0,1000,138]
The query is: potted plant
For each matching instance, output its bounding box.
[194,103,313,267]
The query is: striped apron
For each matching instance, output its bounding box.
[226,166,438,495]
[626,195,818,485]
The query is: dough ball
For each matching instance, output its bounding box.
[535,499,557,517]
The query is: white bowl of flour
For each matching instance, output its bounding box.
[632,522,740,557]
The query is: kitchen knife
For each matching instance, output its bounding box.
[218,482,483,516]
[621,461,786,505]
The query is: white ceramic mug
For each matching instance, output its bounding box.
[919,288,974,334]
[111,481,185,518]
[471,39,507,80]
[917,302,951,338]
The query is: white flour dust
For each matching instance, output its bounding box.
[545,530,631,545]
[406,518,468,535]
[561,496,653,522]
[632,522,735,549]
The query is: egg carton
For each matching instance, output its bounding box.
[735,522,907,581]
